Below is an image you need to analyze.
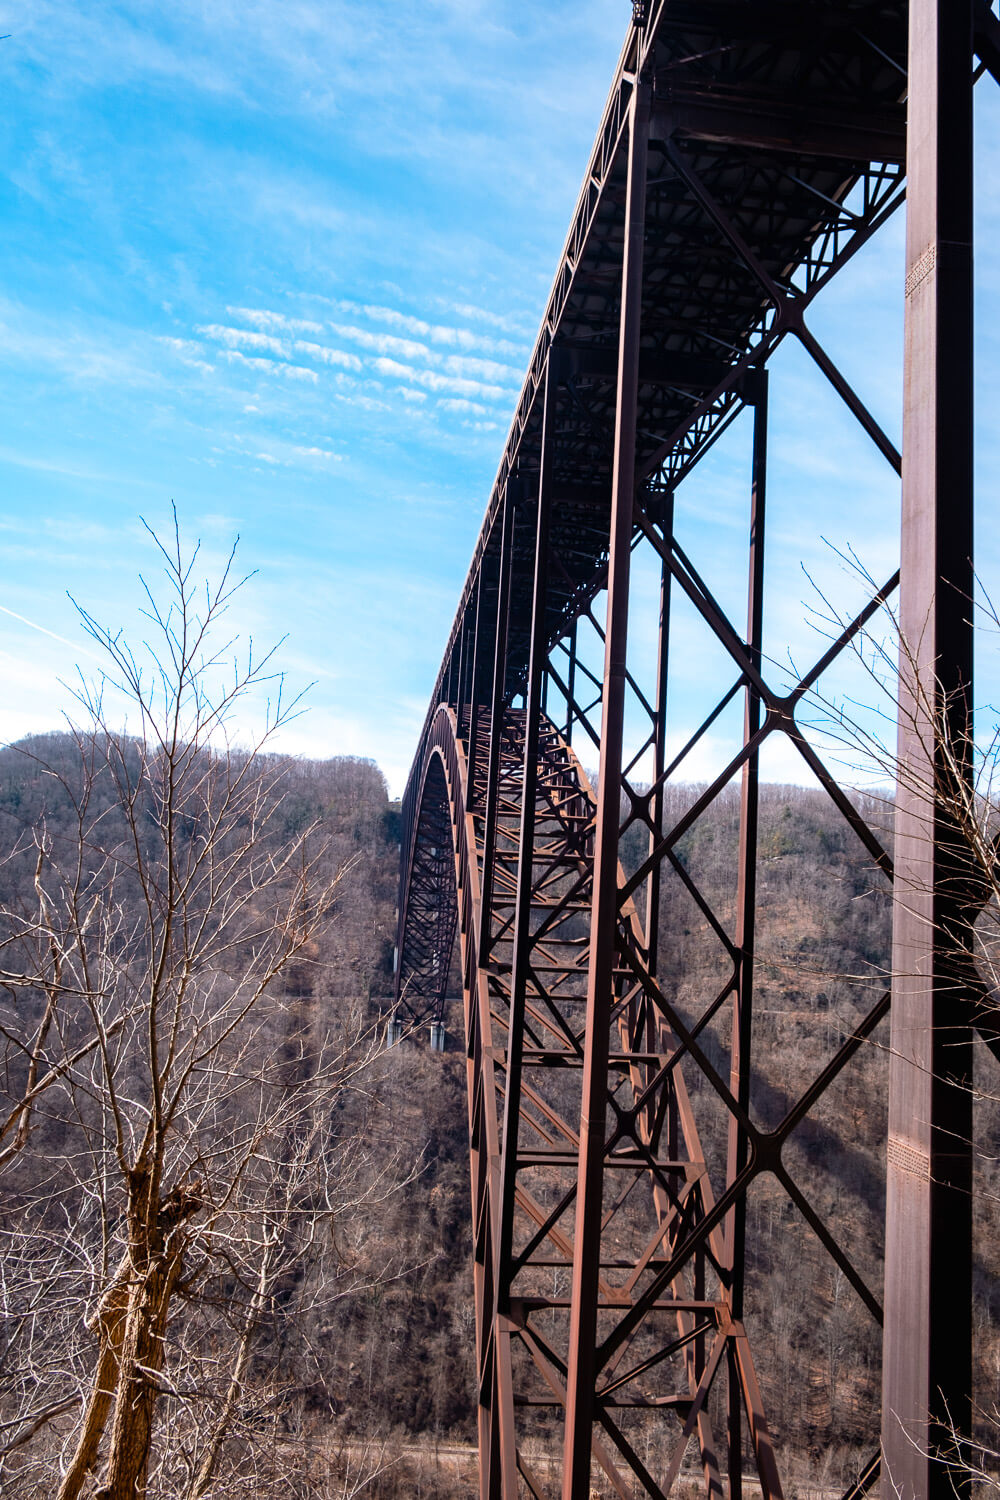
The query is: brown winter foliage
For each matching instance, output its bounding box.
[1,739,997,1494]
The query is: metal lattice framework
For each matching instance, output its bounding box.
[394,3,1000,1495]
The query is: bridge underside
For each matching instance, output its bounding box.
[395,3,999,1496]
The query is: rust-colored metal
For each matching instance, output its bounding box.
[393,3,994,1494]
[882,4,976,1497]
[723,367,767,1500]
[562,72,650,1499]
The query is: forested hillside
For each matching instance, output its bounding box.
[1,737,997,1496]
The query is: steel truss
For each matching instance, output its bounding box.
[394,3,999,1495]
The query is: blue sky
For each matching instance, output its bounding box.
[1,3,998,795]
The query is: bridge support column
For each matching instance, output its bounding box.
[563,72,650,1500]
[484,365,558,1498]
[498,359,558,1301]
[724,367,768,1500]
[462,566,484,780]
[477,489,516,962]
[882,2,975,1496]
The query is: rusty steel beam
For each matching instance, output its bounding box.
[882,3,976,1497]
[392,3,996,1496]
[563,72,650,1498]
[477,489,516,959]
[650,91,906,161]
[498,356,559,1319]
[723,367,767,1500]
[975,0,1000,84]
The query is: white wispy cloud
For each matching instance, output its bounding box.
[322,307,524,370]
[358,304,450,339]
[352,300,527,358]
[372,357,508,402]
[157,335,205,356]
[437,397,487,416]
[189,299,525,411]
[293,445,343,462]
[330,391,389,413]
[219,349,319,382]
[227,306,324,334]
[293,339,362,371]
[439,352,521,383]
[198,323,291,358]
[155,334,215,373]
[443,299,537,338]
[325,321,521,386]
[327,321,431,362]
[226,438,343,468]
[0,303,156,388]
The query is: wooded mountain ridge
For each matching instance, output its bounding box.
[0,733,996,1497]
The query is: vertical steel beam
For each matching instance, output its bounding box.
[466,563,486,796]
[497,359,559,1301]
[562,75,650,1500]
[725,368,768,1498]
[477,493,516,961]
[882,4,975,1496]
[455,609,469,731]
[644,499,673,980]
[470,499,516,1500]
[565,618,578,746]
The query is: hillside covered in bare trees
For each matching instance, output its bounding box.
[1,728,998,1495]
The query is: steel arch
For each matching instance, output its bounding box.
[395,746,460,1028]
[394,3,1000,1495]
[398,703,780,1497]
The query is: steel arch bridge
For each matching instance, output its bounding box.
[393,4,1000,1496]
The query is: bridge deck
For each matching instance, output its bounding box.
[395,3,995,1496]
[405,0,906,809]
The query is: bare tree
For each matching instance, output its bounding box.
[0,520,400,1498]
[805,561,1000,1492]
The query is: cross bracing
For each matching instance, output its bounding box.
[394,3,1000,1496]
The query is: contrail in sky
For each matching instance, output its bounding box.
[0,602,102,660]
